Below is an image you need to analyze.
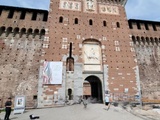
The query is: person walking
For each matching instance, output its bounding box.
[105,94,111,110]
[4,97,12,120]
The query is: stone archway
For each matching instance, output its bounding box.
[84,76,103,103]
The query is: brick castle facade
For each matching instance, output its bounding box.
[0,0,159,108]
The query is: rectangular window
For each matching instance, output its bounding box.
[20,11,26,19]
[145,23,149,30]
[62,38,68,42]
[152,24,157,31]
[62,44,67,49]
[115,41,119,46]
[115,47,120,51]
[0,8,2,16]
[32,12,37,20]
[43,12,48,21]
[137,22,141,29]
[128,22,133,29]
[8,10,14,18]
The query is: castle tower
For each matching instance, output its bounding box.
[37,0,140,107]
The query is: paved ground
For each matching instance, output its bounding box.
[0,103,159,120]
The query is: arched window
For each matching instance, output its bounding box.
[0,26,5,36]
[141,37,145,45]
[13,27,19,36]
[27,28,33,36]
[89,19,93,25]
[155,37,158,45]
[150,37,154,45]
[132,36,136,44]
[59,16,63,23]
[66,43,74,72]
[34,29,39,36]
[75,18,78,24]
[116,22,120,28]
[20,28,26,37]
[66,57,74,71]
[40,29,45,39]
[146,37,150,45]
[136,36,140,44]
[6,27,12,37]
[103,21,107,27]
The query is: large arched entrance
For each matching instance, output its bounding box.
[84,76,103,103]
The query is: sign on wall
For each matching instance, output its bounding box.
[13,96,25,114]
[42,61,63,84]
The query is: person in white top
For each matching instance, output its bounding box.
[105,94,111,110]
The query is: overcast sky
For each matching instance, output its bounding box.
[0,0,160,21]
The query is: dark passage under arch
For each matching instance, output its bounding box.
[84,76,103,103]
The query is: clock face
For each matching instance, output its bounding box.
[83,44,101,64]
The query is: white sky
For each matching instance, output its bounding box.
[0,0,160,21]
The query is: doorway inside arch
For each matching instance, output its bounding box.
[84,76,103,103]
[68,88,72,100]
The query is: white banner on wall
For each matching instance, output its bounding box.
[42,61,63,84]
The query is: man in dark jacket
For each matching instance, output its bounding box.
[4,97,12,120]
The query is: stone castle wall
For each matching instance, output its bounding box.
[0,6,48,107]
[129,20,160,102]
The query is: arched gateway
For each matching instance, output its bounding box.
[84,76,103,103]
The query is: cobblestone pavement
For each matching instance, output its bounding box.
[0,104,159,120]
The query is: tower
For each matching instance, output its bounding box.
[37,0,139,107]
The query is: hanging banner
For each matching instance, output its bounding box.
[13,96,25,114]
[42,61,63,84]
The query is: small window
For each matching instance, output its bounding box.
[103,21,107,27]
[0,26,5,36]
[43,12,48,21]
[152,24,157,31]
[145,23,149,30]
[20,11,26,19]
[20,28,26,37]
[89,19,93,25]
[128,21,133,29]
[33,95,37,100]
[137,22,141,29]
[27,28,33,36]
[116,22,120,28]
[8,10,14,18]
[75,18,78,24]
[0,8,2,16]
[13,27,19,36]
[59,16,63,23]
[32,12,37,20]
[6,27,12,37]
